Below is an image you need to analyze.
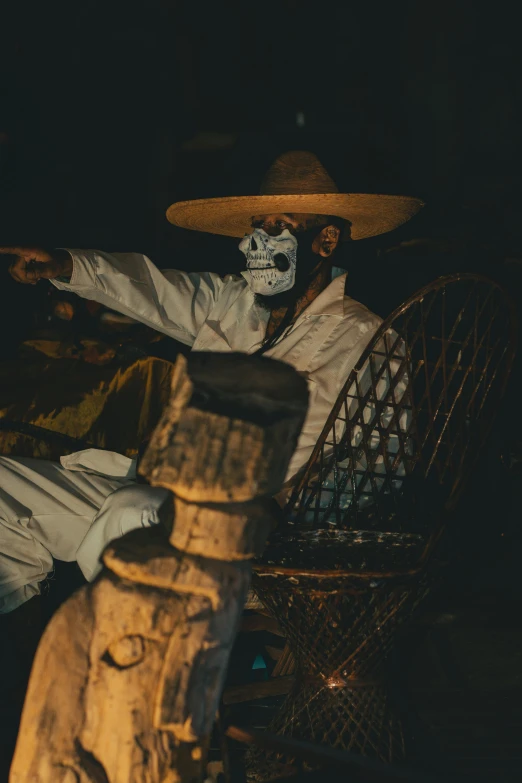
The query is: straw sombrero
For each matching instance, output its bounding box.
[166,151,424,241]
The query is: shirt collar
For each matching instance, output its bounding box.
[240,271,348,320]
[299,271,348,318]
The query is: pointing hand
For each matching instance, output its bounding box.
[0,246,73,285]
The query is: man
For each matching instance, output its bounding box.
[0,150,423,613]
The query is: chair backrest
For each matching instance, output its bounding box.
[284,274,517,536]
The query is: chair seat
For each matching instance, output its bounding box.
[258,528,427,574]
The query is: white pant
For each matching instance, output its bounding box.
[0,453,170,613]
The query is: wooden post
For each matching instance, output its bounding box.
[10,352,308,783]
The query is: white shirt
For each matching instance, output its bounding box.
[53,251,382,483]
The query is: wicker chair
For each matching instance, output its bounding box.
[245,274,517,779]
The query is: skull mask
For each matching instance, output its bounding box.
[239,228,298,296]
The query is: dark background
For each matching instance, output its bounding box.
[1,4,522,776]
[2,0,522,341]
[1,0,520,519]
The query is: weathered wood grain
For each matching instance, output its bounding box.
[10,353,308,783]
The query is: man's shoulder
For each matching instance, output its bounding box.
[217,272,248,298]
[163,269,247,297]
[167,270,244,284]
[196,271,245,287]
[342,295,383,332]
[208,271,249,309]
[221,272,246,286]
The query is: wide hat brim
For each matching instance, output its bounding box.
[166,193,424,241]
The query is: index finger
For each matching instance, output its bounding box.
[8,258,37,285]
[0,246,40,258]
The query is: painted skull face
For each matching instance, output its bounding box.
[239,228,298,296]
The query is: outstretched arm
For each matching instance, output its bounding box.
[1,246,227,346]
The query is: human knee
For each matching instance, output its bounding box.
[93,484,171,538]
[76,484,171,582]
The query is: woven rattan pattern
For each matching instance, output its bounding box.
[286,275,516,534]
[246,571,431,778]
[245,275,516,780]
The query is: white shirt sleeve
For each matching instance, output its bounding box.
[51,249,227,347]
